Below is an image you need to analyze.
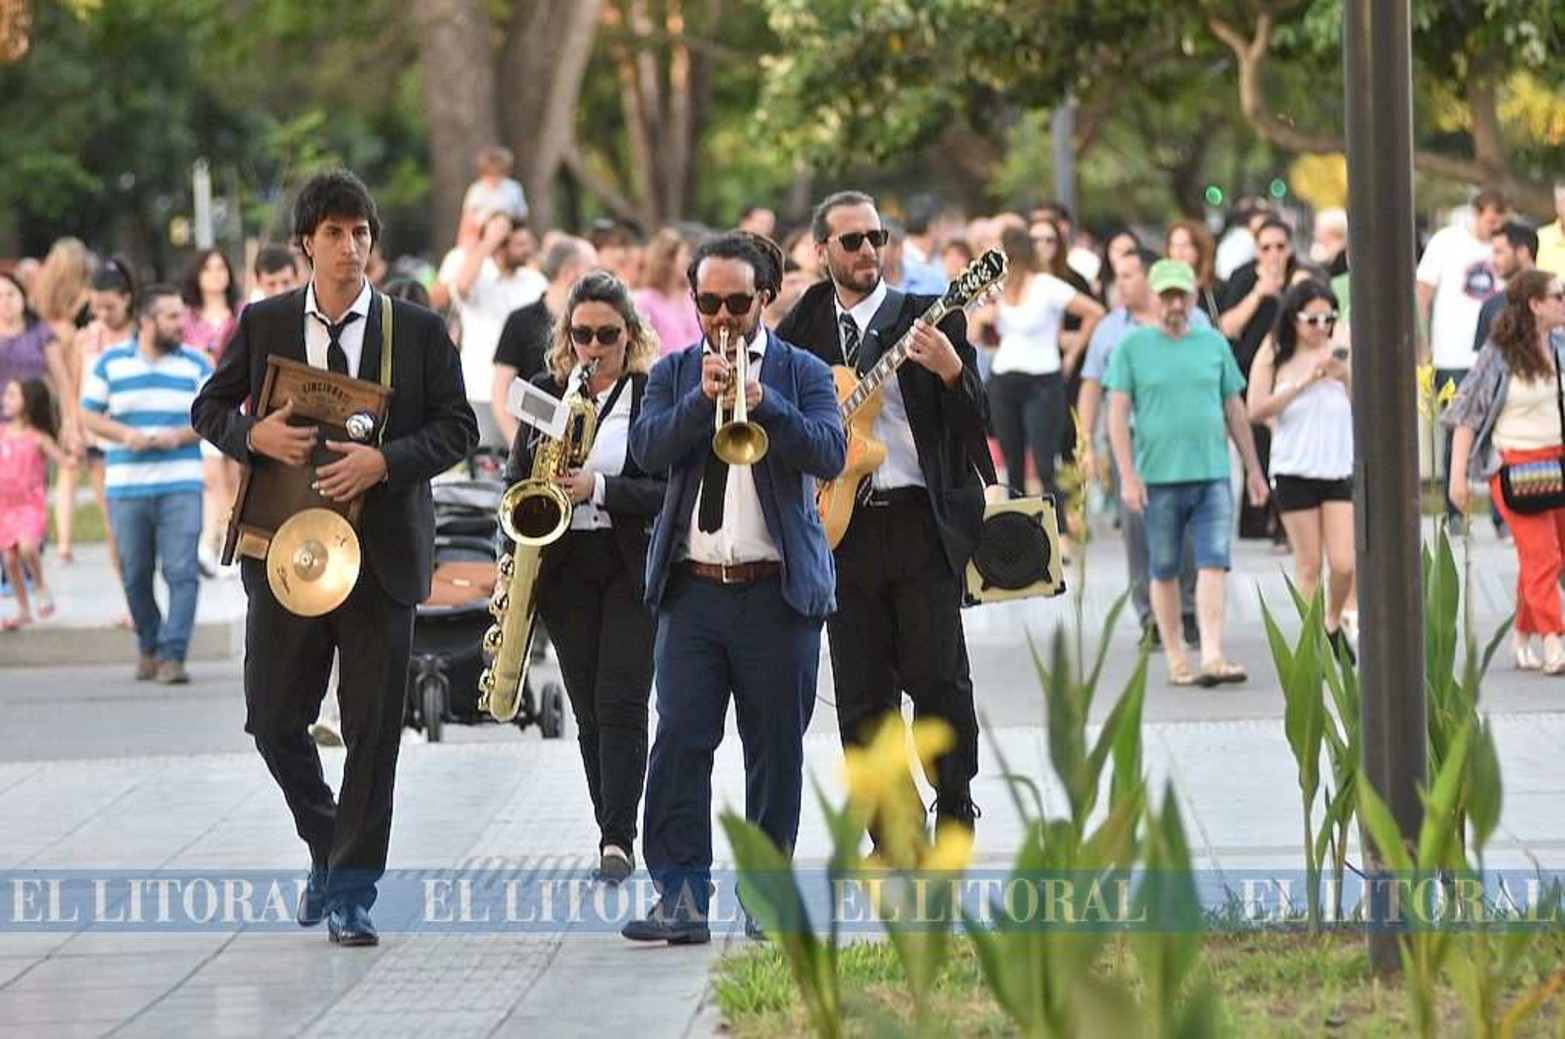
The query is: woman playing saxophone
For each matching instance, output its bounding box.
[501,271,666,884]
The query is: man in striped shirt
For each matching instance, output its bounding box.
[80,284,211,684]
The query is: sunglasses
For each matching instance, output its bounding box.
[568,325,624,346]
[693,292,757,316]
[827,229,890,252]
[1297,312,1339,328]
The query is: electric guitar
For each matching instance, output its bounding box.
[818,249,1009,548]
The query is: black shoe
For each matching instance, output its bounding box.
[1326,628,1357,666]
[594,845,634,886]
[1182,614,1200,648]
[297,864,329,927]
[743,912,767,942]
[1139,620,1161,649]
[932,793,981,834]
[327,904,379,947]
[622,898,711,945]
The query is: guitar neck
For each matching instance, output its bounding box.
[840,301,946,420]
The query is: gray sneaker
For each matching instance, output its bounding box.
[135,655,158,681]
[155,660,191,685]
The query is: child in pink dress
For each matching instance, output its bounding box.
[1,378,71,629]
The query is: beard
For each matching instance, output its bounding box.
[154,332,183,353]
[830,255,881,295]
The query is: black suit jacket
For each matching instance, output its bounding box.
[776,279,989,575]
[191,287,479,606]
[503,371,666,601]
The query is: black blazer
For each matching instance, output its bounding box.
[503,370,665,602]
[191,287,480,607]
[776,279,989,575]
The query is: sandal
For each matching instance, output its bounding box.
[1199,660,1248,687]
[36,594,55,620]
[1168,661,1199,687]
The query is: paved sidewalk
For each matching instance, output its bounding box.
[1,712,1562,1037]
[2,519,1560,1036]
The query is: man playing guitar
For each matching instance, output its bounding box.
[776,191,991,836]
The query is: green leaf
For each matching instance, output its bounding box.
[1417,721,1473,869]
[1465,717,1504,857]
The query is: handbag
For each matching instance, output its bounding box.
[1496,357,1565,514]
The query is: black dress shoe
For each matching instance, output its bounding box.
[621,899,710,945]
[1182,614,1201,648]
[593,846,635,886]
[327,904,379,947]
[933,793,981,834]
[298,865,329,928]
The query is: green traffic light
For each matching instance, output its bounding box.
[1269,178,1288,198]
[1204,185,1224,207]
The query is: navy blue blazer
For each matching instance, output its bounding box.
[630,329,846,619]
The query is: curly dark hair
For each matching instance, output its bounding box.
[685,230,784,300]
[1490,269,1561,382]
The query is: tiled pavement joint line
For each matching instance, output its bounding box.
[0,762,46,800]
[156,779,279,872]
[1149,726,1225,876]
[17,759,177,869]
[102,928,247,1038]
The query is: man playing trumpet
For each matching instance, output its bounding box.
[624,232,845,944]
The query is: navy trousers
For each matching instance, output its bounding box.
[641,571,822,910]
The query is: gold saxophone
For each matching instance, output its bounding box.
[478,363,600,721]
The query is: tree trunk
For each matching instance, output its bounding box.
[410,0,498,246]
[604,1,660,227]
[1208,13,1554,215]
[662,0,692,222]
[497,0,607,229]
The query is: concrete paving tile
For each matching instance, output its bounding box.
[0,985,166,1026]
[0,933,76,958]
[0,956,38,987]
[5,951,206,991]
[55,931,237,957]
[111,985,339,1038]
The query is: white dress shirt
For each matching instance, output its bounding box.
[304,278,374,375]
[681,326,781,564]
[837,281,925,490]
[570,370,631,532]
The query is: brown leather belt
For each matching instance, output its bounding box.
[680,560,783,584]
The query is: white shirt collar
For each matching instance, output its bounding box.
[835,278,889,333]
[305,278,373,324]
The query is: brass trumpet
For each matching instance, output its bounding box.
[712,326,768,466]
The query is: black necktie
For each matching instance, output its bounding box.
[840,313,861,368]
[315,312,361,375]
[697,350,761,534]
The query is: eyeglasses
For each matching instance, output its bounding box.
[693,292,757,316]
[1297,312,1339,328]
[568,325,624,346]
[826,229,890,252]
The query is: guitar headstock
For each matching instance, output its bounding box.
[939,248,1009,317]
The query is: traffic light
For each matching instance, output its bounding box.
[1204,185,1225,207]
[1269,178,1288,199]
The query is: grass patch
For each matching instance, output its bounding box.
[713,929,1565,1038]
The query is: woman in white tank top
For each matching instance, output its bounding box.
[1247,280,1357,658]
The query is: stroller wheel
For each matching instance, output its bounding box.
[539,681,565,739]
[419,672,446,743]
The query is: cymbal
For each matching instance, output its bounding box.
[266,508,361,617]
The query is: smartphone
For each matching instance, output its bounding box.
[1331,347,1349,361]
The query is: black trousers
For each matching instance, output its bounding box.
[239,560,414,910]
[828,495,979,801]
[536,530,655,854]
[990,371,1067,499]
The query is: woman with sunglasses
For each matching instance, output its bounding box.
[502,271,667,883]
[1247,280,1357,658]
[1446,270,1565,675]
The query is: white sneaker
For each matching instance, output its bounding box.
[198,545,219,578]
[309,720,343,746]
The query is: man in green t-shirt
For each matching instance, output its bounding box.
[1105,260,1269,687]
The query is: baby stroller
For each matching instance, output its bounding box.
[404,479,565,743]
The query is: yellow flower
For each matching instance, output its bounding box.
[1416,364,1436,418]
[1438,377,1457,409]
[922,822,975,873]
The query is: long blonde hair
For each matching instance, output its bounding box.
[547,270,661,383]
[32,237,91,325]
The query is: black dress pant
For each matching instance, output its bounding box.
[827,494,979,802]
[536,529,655,854]
[239,560,414,910]
[990,371,1066,499]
